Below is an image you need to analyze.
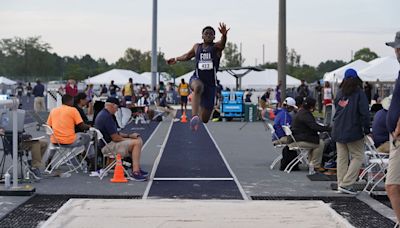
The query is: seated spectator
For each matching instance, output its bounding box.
[289,97,331,171]
[158,93,176,119]
[47,94,91,153]
[272,97,297,145]
[74,92,92,129]
[372,95,392,153]
[0,128,48,178]
[94,97,148,181]
[370,97,383,113]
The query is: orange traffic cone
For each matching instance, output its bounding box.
[181,111,188,123]
[111,154,128,183]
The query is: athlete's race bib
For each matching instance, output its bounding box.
[198,60,213,70]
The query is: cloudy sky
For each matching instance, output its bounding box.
[0,0,398,66]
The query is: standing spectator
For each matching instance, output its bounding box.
[65,79,78,97]
[139,84,149,98]
[178,78,189,114]
[157,81,166,99]
[26,82,32,102]
[244,89,252,102]
[33,79,45,112]
[15,82,24,98]
[100,84,108,96]
[259,89,270,110]
[385,31,400,223]
[216,79,223,101]
[85,84,94,115]
[323,81,333,125]
[109,80,120,98]
[297,80,309,98]
[364,81,372,104]
[315,81,323,113]
[332,68,370,194]
[122,78,134,102]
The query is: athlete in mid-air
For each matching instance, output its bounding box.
[167,22,229,131]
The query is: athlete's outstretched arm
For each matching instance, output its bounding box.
[215,22,230,51]
[166,44,197,65]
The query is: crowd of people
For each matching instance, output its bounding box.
[270,31,400,223]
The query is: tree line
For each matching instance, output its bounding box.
[0,36,378,83]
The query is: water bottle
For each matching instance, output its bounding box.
[82,160,88,173]
[249,106,253,122]
[308,164,315,175]
[4,172,11,189]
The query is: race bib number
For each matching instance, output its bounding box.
[198,61,213,70]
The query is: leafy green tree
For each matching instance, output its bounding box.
[287,48,301,67]
[353,48,378,62]
[222,42,244,67]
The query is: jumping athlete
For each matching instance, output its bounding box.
[167,22,229,131]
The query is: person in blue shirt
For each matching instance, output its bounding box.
[372,96,391,153]
[95,97,148,181]
[33,79,45,112]
[272,97,297,144]
[385,31,400,223]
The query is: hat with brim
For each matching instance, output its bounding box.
[386,31,400,48]
[382,95,392,110]
[283,97,298,109]
[106,97,120,106]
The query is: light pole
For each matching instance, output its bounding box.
[278,0,287,100]
[151,0,158,90]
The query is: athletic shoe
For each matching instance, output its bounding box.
[190,115,200,131]
[128,169,147,182]
[29,167,42,180]
[140,169,149,177]
[338,186,357,195]
[324,161,337,169]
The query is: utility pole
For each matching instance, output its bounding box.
[278,0,287,100]
[151,0,158,90]
[262,44,265,65]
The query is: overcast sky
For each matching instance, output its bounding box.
[0,0,398,67]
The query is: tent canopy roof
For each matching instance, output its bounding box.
[323,60,369,82]
[0,76,17,85]
[358,56,400,82]
[84,69,140,85]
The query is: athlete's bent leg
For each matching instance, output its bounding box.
[190,80,204,117]
[200,108,213,123]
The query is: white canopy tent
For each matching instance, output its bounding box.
[241,69,301,89]
[0,76,17,85]
[358,56,400,82]
[175,69,300,89]
[323,60,369,82]
[84,69,140,86]
[141,72,173,84]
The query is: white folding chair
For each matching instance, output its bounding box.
[89,127,131,180]
[282,125,310,173]
[267,123,286,170]
[115,107,133,129]
[43,124,85,175]
[360,135,389,194]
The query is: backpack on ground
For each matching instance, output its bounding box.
[280,146,300,171]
